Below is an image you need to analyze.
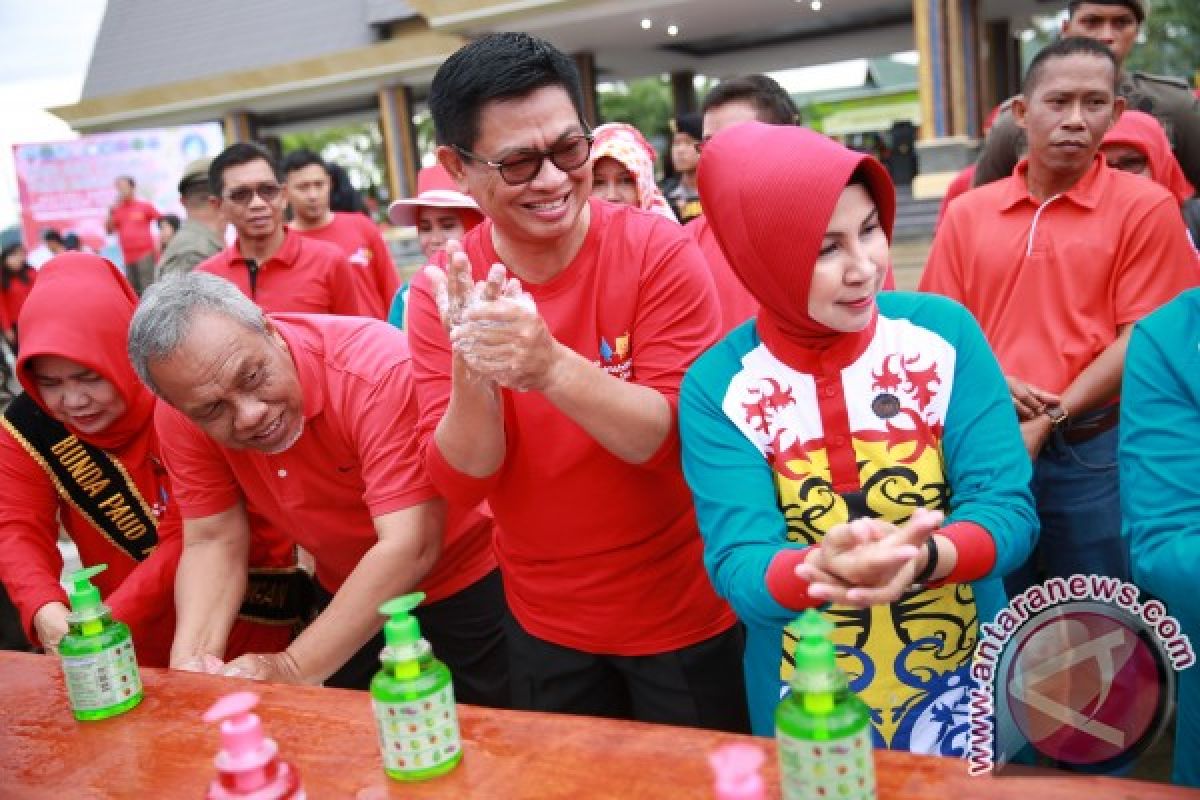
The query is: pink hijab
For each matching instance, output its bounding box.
[591,123,678,222]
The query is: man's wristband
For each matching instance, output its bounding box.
[909,536,939,591]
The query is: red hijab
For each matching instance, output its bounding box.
[15,253,155,451]
[697,122,896,367]
[1102,110,1194,203]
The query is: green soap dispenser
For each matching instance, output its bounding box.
[57,564,143,720]
[369,592,462,781]
[775,609,876,800]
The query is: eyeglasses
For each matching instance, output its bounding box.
[454,133,594,186]
[224,182,283,206]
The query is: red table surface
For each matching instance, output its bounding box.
[0,651,1194,799]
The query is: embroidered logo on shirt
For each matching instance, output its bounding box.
[596,332,633,381]
[349,247,372,267]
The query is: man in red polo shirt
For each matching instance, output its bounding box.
[920,37,1196,592]
[283,149,399,319]
[197,143,373,317]
[409,33,748,732]
[128,272,508,702]
[106,175,160,294]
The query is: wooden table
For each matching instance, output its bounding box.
[1,651,1193,799]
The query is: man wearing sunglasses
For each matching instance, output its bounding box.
[407,32,749,732]
[194,143,372,317]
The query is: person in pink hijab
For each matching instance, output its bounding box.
[589,123,678,221]
[1101,110,1194,202]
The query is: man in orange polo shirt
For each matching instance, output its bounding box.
[283,149,399,319]
[127,272,508,702]
[197,143,373,317]
[920,37,1196,591]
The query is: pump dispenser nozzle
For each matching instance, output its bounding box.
[67,564,107,613]
[205,692,277,792]
[379,592,424,648]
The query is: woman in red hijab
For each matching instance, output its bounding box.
[679,122,1036,748]
[0,253,298,666]
[1101,109,1199,253]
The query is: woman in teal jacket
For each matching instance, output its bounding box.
[1120,287,1200,788]
[679,122,1038,751]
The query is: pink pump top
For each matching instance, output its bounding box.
[708,742,767,800]
[204,692,304,800]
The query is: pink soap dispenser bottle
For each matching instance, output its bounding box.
[204,691,306,799]
[709,742,767,800]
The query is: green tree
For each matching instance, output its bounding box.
[598,76,675,141]
[280,121,386,195]
[1125,0,1200,81]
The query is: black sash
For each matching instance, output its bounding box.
[2,393,307,625]
[3,393,158,561]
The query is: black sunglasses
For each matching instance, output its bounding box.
[454,133,594,186]
[224,182,283,206]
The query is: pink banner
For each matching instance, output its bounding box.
[12,123,224,257]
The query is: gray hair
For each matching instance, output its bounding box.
[129,272,267,394]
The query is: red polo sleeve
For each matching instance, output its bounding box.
[0,429,69,642]
[917,204,969,304]
[1112,195,1198,326]
[340,351,439,517]
[326,251,377,318]
[154,402,242,519]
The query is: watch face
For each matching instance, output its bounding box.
[1046,406,1067,426]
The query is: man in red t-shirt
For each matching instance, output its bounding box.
[283,149,399,319]
[920,37,1196,592]
[106,175,160,294]
[409,32,748,732]
[197,143,374,318]
[128,273,508,701]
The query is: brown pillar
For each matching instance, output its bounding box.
[378,85,420,202]
[573,52,600,127]
[222,111,256,145]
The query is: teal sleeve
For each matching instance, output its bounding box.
[1120,306,1200,636]
[387,281,410,330]
[933,298,1038,578]
[679,342,809,631]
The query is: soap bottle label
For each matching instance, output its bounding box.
[778,728,875,800]
[61,639,141,711]
[372,684,461,774]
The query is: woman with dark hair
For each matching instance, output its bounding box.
[680,122,1037,750]
[327,163,369,215]
[1,243,36,350]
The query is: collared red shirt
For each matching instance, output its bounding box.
[921,155,1197,393]
[155,313,495,602]
[198,227,374,316]
[294,212,399,319]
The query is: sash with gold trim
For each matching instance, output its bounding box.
[2,393,308,625]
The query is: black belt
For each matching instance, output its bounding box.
[1061,405,1119,445]
[238,567,313,626]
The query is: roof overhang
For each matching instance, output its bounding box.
[50,22,464,132]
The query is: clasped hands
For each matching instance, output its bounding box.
[174,649,307,684]
[794,507,944,608]
[424,240,561,392]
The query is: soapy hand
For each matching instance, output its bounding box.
[174,653,226,674]
[32,601,70,654]
[450,272,556,392]
[795,508,944,608]
[220,650,306,684]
